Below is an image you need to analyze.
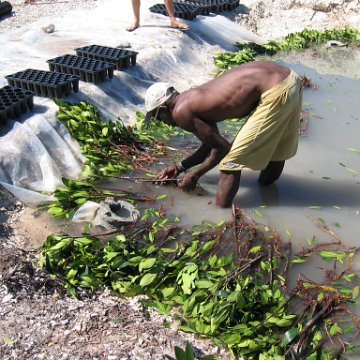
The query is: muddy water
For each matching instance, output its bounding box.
[135,47,360,257]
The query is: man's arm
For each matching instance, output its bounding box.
[181,144,211,170]
[156,144,211,181]
[177,119,231,189]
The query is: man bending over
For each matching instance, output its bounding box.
[144,61,303,208]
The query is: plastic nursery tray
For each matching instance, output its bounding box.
[189,0,232,13]
[47,54,115,84]
[5,69,79,99]
[149,3,200,20]
[202,0,231,13]
[0,85,34,124]
[0,1,12,18]
[75,45,138,70]
[174,0,211,15]
[227,0,240,11]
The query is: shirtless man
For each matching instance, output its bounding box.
[144,61,303,208]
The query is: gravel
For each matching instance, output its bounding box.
[0,0,98,31]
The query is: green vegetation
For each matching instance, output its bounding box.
[40,204,360,359]
[215,28,360,71]
[166,341,217,360]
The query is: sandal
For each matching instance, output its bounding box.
[171,23,190,31]
[126,24,139,32]
[170,17,190,31]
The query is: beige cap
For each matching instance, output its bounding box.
[144,82,174,123]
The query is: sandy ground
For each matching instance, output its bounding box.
[1,0,360,359]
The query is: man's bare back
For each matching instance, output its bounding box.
[172,61,290,127]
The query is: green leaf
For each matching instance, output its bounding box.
[185,342,195,360]
[80,275,99,287]
[101,127,109,136]
[139,273,157,287]
[282,328,299,346]
[162,287,175,298]
[201,240,216,252]
[196,280,214,289]
[352,286,360,299]
[155,194,168,200]
[253,209,264,218]
[3,337,14,346]
[174,346,187,360]
[139,258,157,272]
[345,167,358,174]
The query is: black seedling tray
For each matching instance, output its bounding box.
[227,0,240,10]
[189,0,230,13]
[0,1,12,18]
[5,69,79,99]
[174,0,211,15]
[0,85,34,124]
[149,3,200,20]
[205,0,230,13]
[47,54,115,84]
[75,45,138,70]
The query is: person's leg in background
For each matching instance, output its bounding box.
[126,0,141,32]
[164,0,190,30]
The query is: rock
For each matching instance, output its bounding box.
[92,198,140,228]
[41,24,55,33]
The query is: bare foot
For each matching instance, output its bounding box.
[126,23,140,32]
[170,18,189,31]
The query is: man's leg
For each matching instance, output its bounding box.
[216,170,241,208]
[164,0,190,30]
[126,0,140,32]
[258,160,285,186]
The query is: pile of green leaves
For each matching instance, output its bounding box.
[40,208,360,359]
[48,100,186,218]
[55,99,182,180]
[215,28,360,70]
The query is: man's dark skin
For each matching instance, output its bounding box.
[154,61,291,208]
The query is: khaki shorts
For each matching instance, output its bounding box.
[219,70,303,171]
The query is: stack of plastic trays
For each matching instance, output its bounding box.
[205,0,230,13]
[47,54,115,84]
[0,85,34,125]
[75,45,138,70]
[5,69,80,98]
[175,0,212,14]
[149,3,200,19]
[227,0,240,10]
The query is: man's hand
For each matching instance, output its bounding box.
[177,172,199,191]
[156,164,180,182]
